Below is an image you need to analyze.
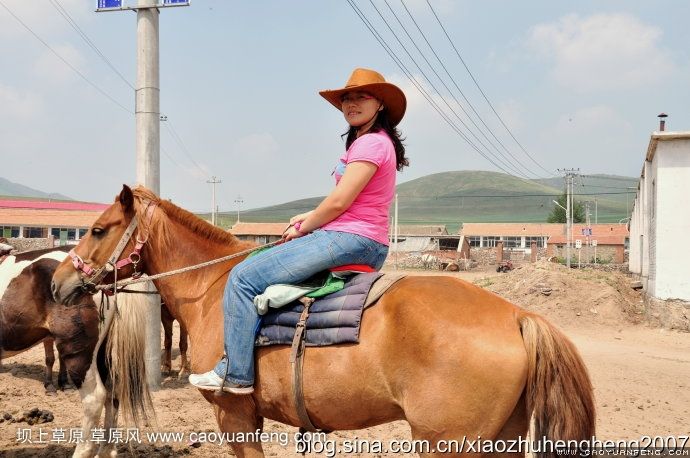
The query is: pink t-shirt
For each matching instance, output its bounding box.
[321,131,396,245]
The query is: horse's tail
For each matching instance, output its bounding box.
[106,279,157,427]
[520,313,595,457]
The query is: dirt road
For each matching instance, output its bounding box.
[1,265,688,457]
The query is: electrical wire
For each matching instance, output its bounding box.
[346,0,533,179]
[49,0,135,90]
[0,0,133,114]
[425,0,554,177]
[394,0,544,179]
[365,0,532,179]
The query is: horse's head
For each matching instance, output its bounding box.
[52,184,156,305]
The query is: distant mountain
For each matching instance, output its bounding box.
[215,171,638,230]
[0,177,72,200]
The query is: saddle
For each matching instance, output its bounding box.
[256,264,405,433]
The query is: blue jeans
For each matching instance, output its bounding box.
[213,230,388,385]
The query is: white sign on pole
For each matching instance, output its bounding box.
[575,239,582,249]
[591,240,598,247]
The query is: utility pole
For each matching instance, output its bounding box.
[558,168,580,269]
[207,176,221,225]
[234,195,243,224]
[394,193,399,270]
[96,0,191,391]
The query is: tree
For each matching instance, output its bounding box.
[547,192,585,223]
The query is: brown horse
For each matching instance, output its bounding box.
[52,185,595,458]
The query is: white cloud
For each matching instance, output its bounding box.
[553,105,633,136]
[0,83,42,119]
[527,13,675,92]
[494,99,524,133]
[541,105,636,169]
[33,44,87,84]
[0,0,90,39]
[235,133,279,156]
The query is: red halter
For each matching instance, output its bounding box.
[69,199,158,293]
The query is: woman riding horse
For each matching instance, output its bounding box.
[52,72,595,457]
[189,68,407,394]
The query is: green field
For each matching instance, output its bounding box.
[208,171,638,230]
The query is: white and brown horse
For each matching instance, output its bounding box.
[1,246,96,393]
[52,185,596,458]
[1,246,156,458]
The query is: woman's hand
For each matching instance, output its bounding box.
[281,225,305,242]
[289,210,313,225]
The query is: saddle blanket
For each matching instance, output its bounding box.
[256,272,394,347]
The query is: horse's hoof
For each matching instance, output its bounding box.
[44,385,57,396]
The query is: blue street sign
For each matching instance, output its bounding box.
[163,0,189,4]
[98,0,121,8]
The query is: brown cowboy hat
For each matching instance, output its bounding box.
[319,68,407,126]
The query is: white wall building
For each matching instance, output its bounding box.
[629,131,690,301]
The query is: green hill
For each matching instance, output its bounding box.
[213,171,637,230]
[0,177,72,200]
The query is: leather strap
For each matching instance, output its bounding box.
[290,297,319,432]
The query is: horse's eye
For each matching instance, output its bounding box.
[91,227,105,236]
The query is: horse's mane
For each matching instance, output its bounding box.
[131,186,240,249]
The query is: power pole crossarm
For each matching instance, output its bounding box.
[207,176,222,226]
[234,196,244,224]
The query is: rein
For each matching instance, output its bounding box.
[95,240,281,293]
[69,197,282,296]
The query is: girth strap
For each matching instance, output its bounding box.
[290,297,320,433]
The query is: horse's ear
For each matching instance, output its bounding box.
[119,185,134,211]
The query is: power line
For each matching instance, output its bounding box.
[345,0,528,179]
[49,0,135,90]
[398,191,636,199]
[425,0,553,177]
[396,0,545,179]
[382,0,539,179]
[364,0,532,179]
[0,0,132,114]
[161,116,208,177]
[47,0,205,181]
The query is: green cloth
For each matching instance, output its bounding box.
[305,273,345,298]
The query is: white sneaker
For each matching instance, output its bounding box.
[188,370,254,394]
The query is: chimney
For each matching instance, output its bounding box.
[658,113,668,131]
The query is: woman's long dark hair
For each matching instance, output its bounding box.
[342,107,409,171]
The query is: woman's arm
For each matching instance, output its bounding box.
[283,161,377,241]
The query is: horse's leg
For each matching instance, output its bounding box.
[43,338,57,395]
[485,392,529,458]
[97,390,120,458]
[178,320,190,378]
[57,354,70,391]
[401,347,527,457]
[210,396,265,458]
[161,304,173,375]
[73,363,106,458]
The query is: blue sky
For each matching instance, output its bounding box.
[1,0,689,212]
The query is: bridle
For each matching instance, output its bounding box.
[69,199,158,295]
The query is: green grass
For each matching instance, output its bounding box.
[210,171,637,229]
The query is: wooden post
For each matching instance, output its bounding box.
[496,241,504,263]
[531,242,537,263]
